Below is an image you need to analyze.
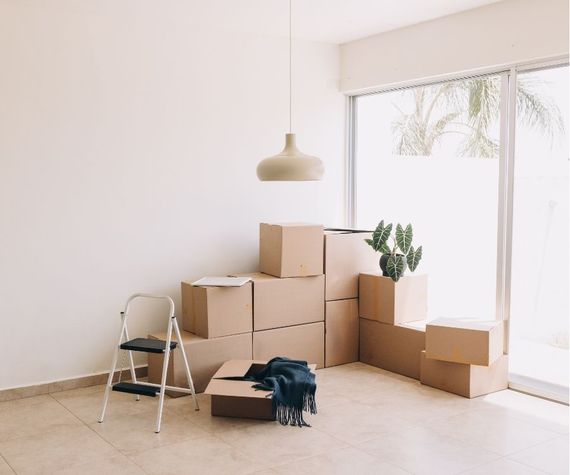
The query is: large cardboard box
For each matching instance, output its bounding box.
[205,360,317,420]
[359,318,425,379]
[325,299,359,367]
[181,281,252,338]
[426,318,504,366]
[253,322,325,369]
[324,229,378,301]
[359,272,427,324]
[420,351,508,398]
[259,223,324,278]
[147,330,252,397]
[231,272,324,331]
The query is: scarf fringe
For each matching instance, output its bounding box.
[272,389,317,428]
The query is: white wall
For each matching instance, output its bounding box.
[341,0,569,93]
[0,2,344,389]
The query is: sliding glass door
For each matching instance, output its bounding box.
[351,63,569,401]
[508,65,569,400]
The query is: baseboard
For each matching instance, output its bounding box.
[0,365,148,403]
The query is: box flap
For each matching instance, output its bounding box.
[204,360,317,398]
[324,227,373,233]
[428,317,501,332]
[399,320,428,332]
[229,272,277,282]
[205,379,272,398]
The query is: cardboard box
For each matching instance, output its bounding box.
[426,318,504,366]
[259,223,324,278]
[359,272,427,324]
[181,281,252,338]
[325,299,359,367]
[205,360,317,420]
[359,318,425,379]
[253,322,325,369]
[231,272,324,331]
[324,230,378,301]
[147,330,252,397]
[420,351,508,398]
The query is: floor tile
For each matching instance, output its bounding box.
[358,425,500,475]
[474,390,569,435]
[508,435,570,475]
[461,458,545,474]
[127,435,265,474]
[51,454,145,474]
[90,407,210,453]
[424,406,559,455]
[166,393,269,434]
[52,384,156,424]
[1,364,567,475]
[310,400,417,444]
[216,422,347,467]
[0,395,82,442]
[358,382,477,424]
[270,446,409,474]
[0,425,117,475]
[0,456,15,475]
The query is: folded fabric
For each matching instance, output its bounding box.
[221,356,317,427]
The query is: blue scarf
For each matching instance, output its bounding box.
[243,357,317,427]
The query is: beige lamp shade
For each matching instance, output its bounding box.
[257,133,324,181]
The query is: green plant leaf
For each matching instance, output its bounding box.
[396,223,413,254]
[372,220,392,251]
[380,242,391,254]
[364,238,374,248]
[406,245,422,272]
[386,254,405,282]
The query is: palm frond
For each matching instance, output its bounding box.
[517,75,565,144]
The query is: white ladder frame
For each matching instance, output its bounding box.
[98,293,199,433]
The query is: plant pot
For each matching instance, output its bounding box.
[379,254,407,277]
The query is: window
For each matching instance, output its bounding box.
[351,64,569,401]
[509,66,569,396]
[354,74,503,321]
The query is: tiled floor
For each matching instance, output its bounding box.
[0,363,567,474]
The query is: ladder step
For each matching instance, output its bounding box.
[120,338,177,354]
[112,382,160,397]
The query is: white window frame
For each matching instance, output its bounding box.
[346,56,569,403]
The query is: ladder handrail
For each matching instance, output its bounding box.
[123,293,175,319]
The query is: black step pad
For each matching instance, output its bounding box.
[112,382,160,397]
[120,338,177,354]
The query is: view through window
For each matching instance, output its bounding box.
[355,74,502,321]
[354,67,569,397]
[509,66,569,393]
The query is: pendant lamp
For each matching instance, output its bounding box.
[256,0,324,181]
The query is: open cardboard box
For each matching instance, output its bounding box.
[204,360,317,420]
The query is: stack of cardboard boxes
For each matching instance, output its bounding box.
[147,223,380,395]
[421,318,508,398]
[358,270,508,398]
[358,273,428,379]
[323,229,378,367]
[149,221,508,402]
[237,223,326,367]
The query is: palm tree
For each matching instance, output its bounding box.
[393,75,564,158]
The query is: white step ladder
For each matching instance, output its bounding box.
[98,293,199,433]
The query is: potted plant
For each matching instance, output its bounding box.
[365,220,423,282]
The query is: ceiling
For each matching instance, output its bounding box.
[190,0,503,44]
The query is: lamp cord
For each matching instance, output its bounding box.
[289,0,292,134]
